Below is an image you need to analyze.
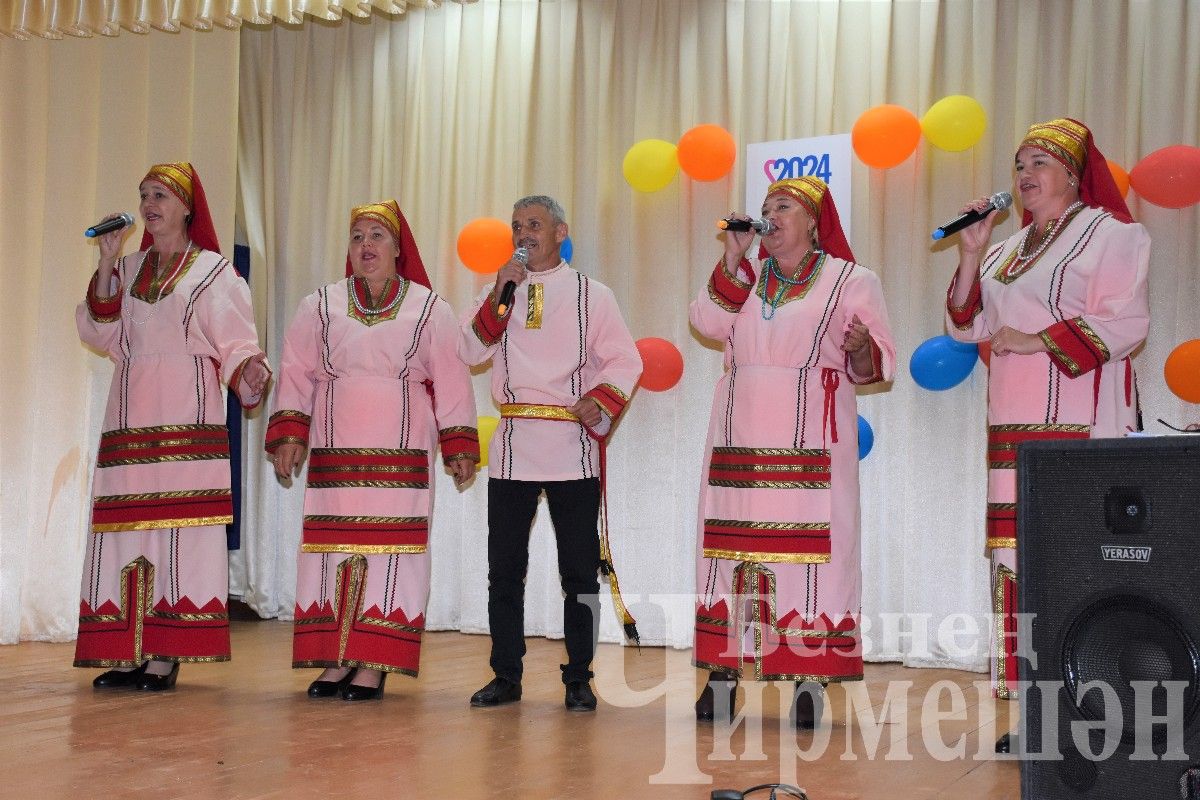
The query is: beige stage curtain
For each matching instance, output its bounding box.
[0,29,239,644]
[235,0,1199,668]
[0,0,470,40]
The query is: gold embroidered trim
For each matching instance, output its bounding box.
[1040,330,1080,376]
[754,253,824,310]
[346,276,408,327]
[301,543,428,554]
[993,563,1017,700]
[306,481,427,490]
[526,282,544,329]
[499,403,580,422]
[304,514,427,524]
[712,447,827,456]
[311,447,426,457]
[987,537,1018,550]
[708,479,831,489]
[130,249,200,303]
[93,515,233,533]
[598,383,630,403]
[709,463,827,474]
[308,465,426,474]
[358,616,425,634]
[96,488,229,501]
[1075,318,1111,362]
[708,281,742,313]
[97,455,230,467]
[705,519,828,531]
[988,423,1091,433]
[104,424,227,436]
[721,256,753,290]
[292,659,418,677]
[703,547,831,563]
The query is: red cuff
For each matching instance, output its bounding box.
[707,257,753,312]
[1040,317,1110,378]
[583,383,631,423]
[845,337,884,385]
[470,292,510,347]
[265,410,311,453]
[946,276,983,330]
[439,426,481,464]
[86,271,123,322]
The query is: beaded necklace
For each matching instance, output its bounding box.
[1015,201,1084,263]
[761,250,825,320]
[350,275,403,316]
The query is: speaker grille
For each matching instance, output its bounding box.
[1064,595,1200,743]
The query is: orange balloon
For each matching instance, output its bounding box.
[977,340,991,368]
[1164,339,1200,403]
[852,105,921,169]
[1106,159,1130,198]
[635,337,684,392]
[1129,145,1200,209]
[457,218,514,274]
[677,124,737,181]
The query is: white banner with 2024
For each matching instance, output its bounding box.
[745,133,852,243]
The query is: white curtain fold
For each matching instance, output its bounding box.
[0,0,470,39]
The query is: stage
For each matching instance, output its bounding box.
[0,621,1019,798]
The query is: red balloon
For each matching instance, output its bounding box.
[635,337,684,392]
[1164,339,1200,403]
[977,340,991,368]
[1129,145,1200,209]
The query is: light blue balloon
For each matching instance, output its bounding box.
[560,236,573,263]
[857,415,874,460]
[909,335,978,391]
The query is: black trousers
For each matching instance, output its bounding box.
[486,477,601,684]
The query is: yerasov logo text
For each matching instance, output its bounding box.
[1101,545,1151,562]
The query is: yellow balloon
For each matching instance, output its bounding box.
[476,415,500,469]
[921,95,987,152]
[622,139,680,192]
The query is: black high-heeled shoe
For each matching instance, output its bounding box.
[92,661,148,688]
[695,672,738,723]
[307,668,356,698]
[791,681,825,729]
[341,671,387,701]
[136,661,180,692]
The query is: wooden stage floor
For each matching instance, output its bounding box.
[0,622,1019,799]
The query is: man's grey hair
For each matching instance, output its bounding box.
[513,195,566,226]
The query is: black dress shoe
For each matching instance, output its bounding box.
[695,676,737,723]
[996,732,1017,753]
[308,669,356,698]
[341,672,387,702]
[565,680,597,711]
[470,677,522,707]
[136,662,179,692]
[92,662,148,688]
[792,681,825,729]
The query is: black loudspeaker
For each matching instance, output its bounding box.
[1017,437,1200,799]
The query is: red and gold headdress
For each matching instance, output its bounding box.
[763,176,856,262]
[345,200,431,289]
[1017,118,1133,224]
[139,161,221,252]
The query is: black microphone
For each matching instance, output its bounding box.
[84,212,135,238]
[717,217,776,235]
[496,246,528,317]
[931,192,1013,240]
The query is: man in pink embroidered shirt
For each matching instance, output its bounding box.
[459,196,642,712]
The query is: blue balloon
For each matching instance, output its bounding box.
[857,415,874,460]
[560,236,573,263]
[909,335,978,391]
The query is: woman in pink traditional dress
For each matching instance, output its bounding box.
[690,177,895,727]
[75,162,271,691]
[945,118,1150,752]
[267,201,479,701]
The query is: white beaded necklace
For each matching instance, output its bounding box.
[130,241,193,326]
[1014,201,1083,263]
[350,275,403,316]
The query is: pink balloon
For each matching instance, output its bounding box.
[635,337,684,392]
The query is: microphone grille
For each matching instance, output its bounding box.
[513,246,529,265]
[757,218,776,235]
[991,191,1014,210]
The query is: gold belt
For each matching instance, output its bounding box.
[499,403,580,423]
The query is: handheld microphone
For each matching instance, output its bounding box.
[496,246,528,318]
[717,217,776,236]
[931,192,1013,240]
[84,212,135,238]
